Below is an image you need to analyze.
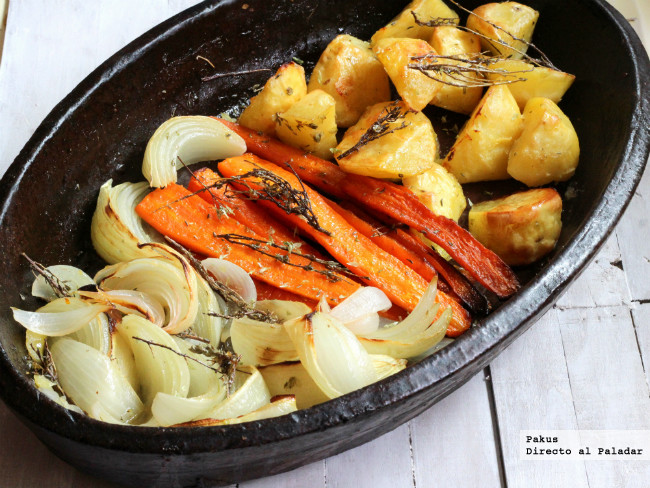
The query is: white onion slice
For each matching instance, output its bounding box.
[371,354,407,380]
[198,365,270,421]
[254,300,311,323]
[259,362,329,410]
[33,374,84,414]
[179,396,297,427]
[231,317,299,367]
[142,116,246,188]
[329,287,391,335]
[49,337,144,423]
[284,312,377,399]
[117,314,190,407]
[12,298,110,337]
[91,179,163,264]
[96,256,198,334]
[201,258,257,303]
[191,275,223,348]
[79,289,165,327]
[68,311,112,356]
[357,279,452,359]
[31,265,94,301]
[111,330,139,393]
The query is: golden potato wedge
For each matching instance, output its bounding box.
[402,163,466,221]
[308,35,391,128]
[485,58,575,110]
[429,25,481,55]
[238,62,307,136]
[335,101,438,179]
[508,97,580,187]
[466,2,539,59]
[371,0,459,46]
[373,37,442,111]
[275,90,338,160]
[468,188,562,266]
[442,84,523,183]
[427,26,484,114]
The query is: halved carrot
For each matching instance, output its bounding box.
[135,183,360,306]
[217,118,519,298]
[216,154,471,335]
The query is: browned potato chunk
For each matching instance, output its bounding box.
[508,98,580,187]
[335,101,438,179]
[442,85,523,183]
[402,163,466,221]
[371,0,459,46]
[275,90,338,160]
[468,188,562,265]
[308,35,391,128]
[238,62,307,136]
[427,26,484,114]
[485,59,575,110]
[466,2,539,59]
[373,38,442,111]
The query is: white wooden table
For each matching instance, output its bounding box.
[0,1,649,487]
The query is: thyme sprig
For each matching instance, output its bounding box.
[412,3,556,70]
[213,164,331,235]
[408,52,531,87]
[201,68,273,82]
[215,233,358,282]
[163,236,278,323]
[336,102,412,160]
[22,253,71,299]
[133,336,240,396]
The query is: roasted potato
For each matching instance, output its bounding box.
[402,163,466,221]
[466,2,539,60]
[370,0,459,46]
[373,37,442,111]
[442,85,523,183]
[428,26,484,114]
[308,35,391,128]
[275,90,338,160]
[468,188,562,265]
[335,101,438,179]
[238,62,307,136]
[508,97,580,187]
[485,59,575,110]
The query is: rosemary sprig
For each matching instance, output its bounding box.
[336,102,412,160]
[215,234,359,282]
[22,253,71,298]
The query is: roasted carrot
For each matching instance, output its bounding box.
[326,198,438,282]
[216,154,471,335]
[217,118,519,298]
[253,278,318,307]
[135,183,360,306]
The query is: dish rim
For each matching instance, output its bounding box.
[0,0,649,456]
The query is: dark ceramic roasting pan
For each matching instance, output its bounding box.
[0,0,649,486]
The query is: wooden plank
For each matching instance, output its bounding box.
[410,372,502,487]
[631,303,650,389]
[558,306,650,486]
[490,310,590,488]
[617,166,650,302]
[240,461,324,488]
[325,423,413,488]
[555,234,631,309]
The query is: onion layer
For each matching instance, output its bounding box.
[91,180,163,264]
[284,312,377,399]
[231,317,299,366]
[142,116,246,188]
[201,258,257,303]
[49,337,144,423]
[31,265,94,301]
